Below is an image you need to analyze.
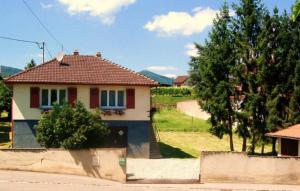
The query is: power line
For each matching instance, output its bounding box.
[45,43,53,58]
[22,0,64,51]
[0,35,42,48]
[0,35,47,63]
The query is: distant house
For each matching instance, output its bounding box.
[139,70,173,86]
[266,124,300,156]
[5,51,158,158]
[174,75,189,87]
[0,65,22,77]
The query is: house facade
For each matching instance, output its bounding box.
[266,124,300,157]
[173,75,189,87]
[5,52,157,158]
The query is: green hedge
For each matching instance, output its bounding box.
[151,87,192,96]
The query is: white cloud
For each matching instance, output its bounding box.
[185,43,198,57]
[147,66,178,72]
[144,7,218,36]
[164,73,177,79]
[40,3,54,9]
[58,0,136,25]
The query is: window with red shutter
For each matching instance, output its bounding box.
[68,87,77,106]
[90,88,99,108]
[30,87,40,108]
[126,89,135,109]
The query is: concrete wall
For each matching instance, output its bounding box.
[200,151,300,185]
[0,148,126,182]
[13,84,151,121]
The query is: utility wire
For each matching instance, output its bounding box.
[0,35,42,48]
[45,43,53,58]
[22,0,64,51]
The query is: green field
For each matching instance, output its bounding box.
[153,108,210,132]
[152,95,273,158]
[152,95,194,108]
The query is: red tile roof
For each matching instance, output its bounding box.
[5,55,157,86]
[174,75,189,84]
[266,124,300,140]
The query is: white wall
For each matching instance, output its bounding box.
[13,84,151,121]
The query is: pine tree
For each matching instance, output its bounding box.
[24,59,36,70]
[232,0,267,154]
[190,3,236,151]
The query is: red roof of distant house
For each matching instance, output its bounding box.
[266,124,300,140]
[5,54,157,86]
[174,75,189,84]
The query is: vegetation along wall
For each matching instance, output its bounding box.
[0,148,127,182]
[200,152,300,185]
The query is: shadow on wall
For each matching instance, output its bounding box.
[69,148,127,181]
[159,142,194,158]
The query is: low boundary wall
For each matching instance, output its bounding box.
[200,151,300,185]
[0,148,126,182]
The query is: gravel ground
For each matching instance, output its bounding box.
[127,158,200,180]
[177,100,210,120]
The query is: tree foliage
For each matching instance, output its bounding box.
[190,0,300,154]
[36,102,110,149]
[0,77,12,115]
[190,3,236,151]
[24,59,36,70]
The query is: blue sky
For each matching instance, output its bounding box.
[0,0,295,78]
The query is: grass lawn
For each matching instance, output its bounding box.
[151,101,273,158]
[153,108,210,132]
[152,95,194,107]
[158,132,272,158]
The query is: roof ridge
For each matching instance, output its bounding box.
[5,58,57,81]
[102,58,158,84]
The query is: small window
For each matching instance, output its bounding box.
[50,89,57,105]
[59,89,66,105]
[109,91,116,107]
[117,91,124,107]
[101,91,108,107]
[41,89,48,106]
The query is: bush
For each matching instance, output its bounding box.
[151,87,192,96]
[36,102,109,149]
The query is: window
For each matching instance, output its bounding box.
[109,91,116,107]
[41,89,67,108]
[51,89,57,105]
[59,90,66,105]
[117,91,124,107]
[101,91,107,107]
[41,89,48,106]
[101,90,125,108]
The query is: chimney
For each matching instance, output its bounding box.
[96,52,102,58]
[73,49,79,56]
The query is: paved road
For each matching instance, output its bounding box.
[177,100,210,120]
[0,170,300,191]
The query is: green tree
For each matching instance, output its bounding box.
[293,0,300,21]
[36,102,110,149]
[190,3,236,151]
[24,59,36,70]
[232,0,267,154]
[0,78,12,118]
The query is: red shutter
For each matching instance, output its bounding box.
[30,87,40,108]
[90,88,99,108]
[68,87,77,107]
[126,89,135,109]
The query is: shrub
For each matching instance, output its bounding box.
[36,102,109,149]
[151,87,192,96]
